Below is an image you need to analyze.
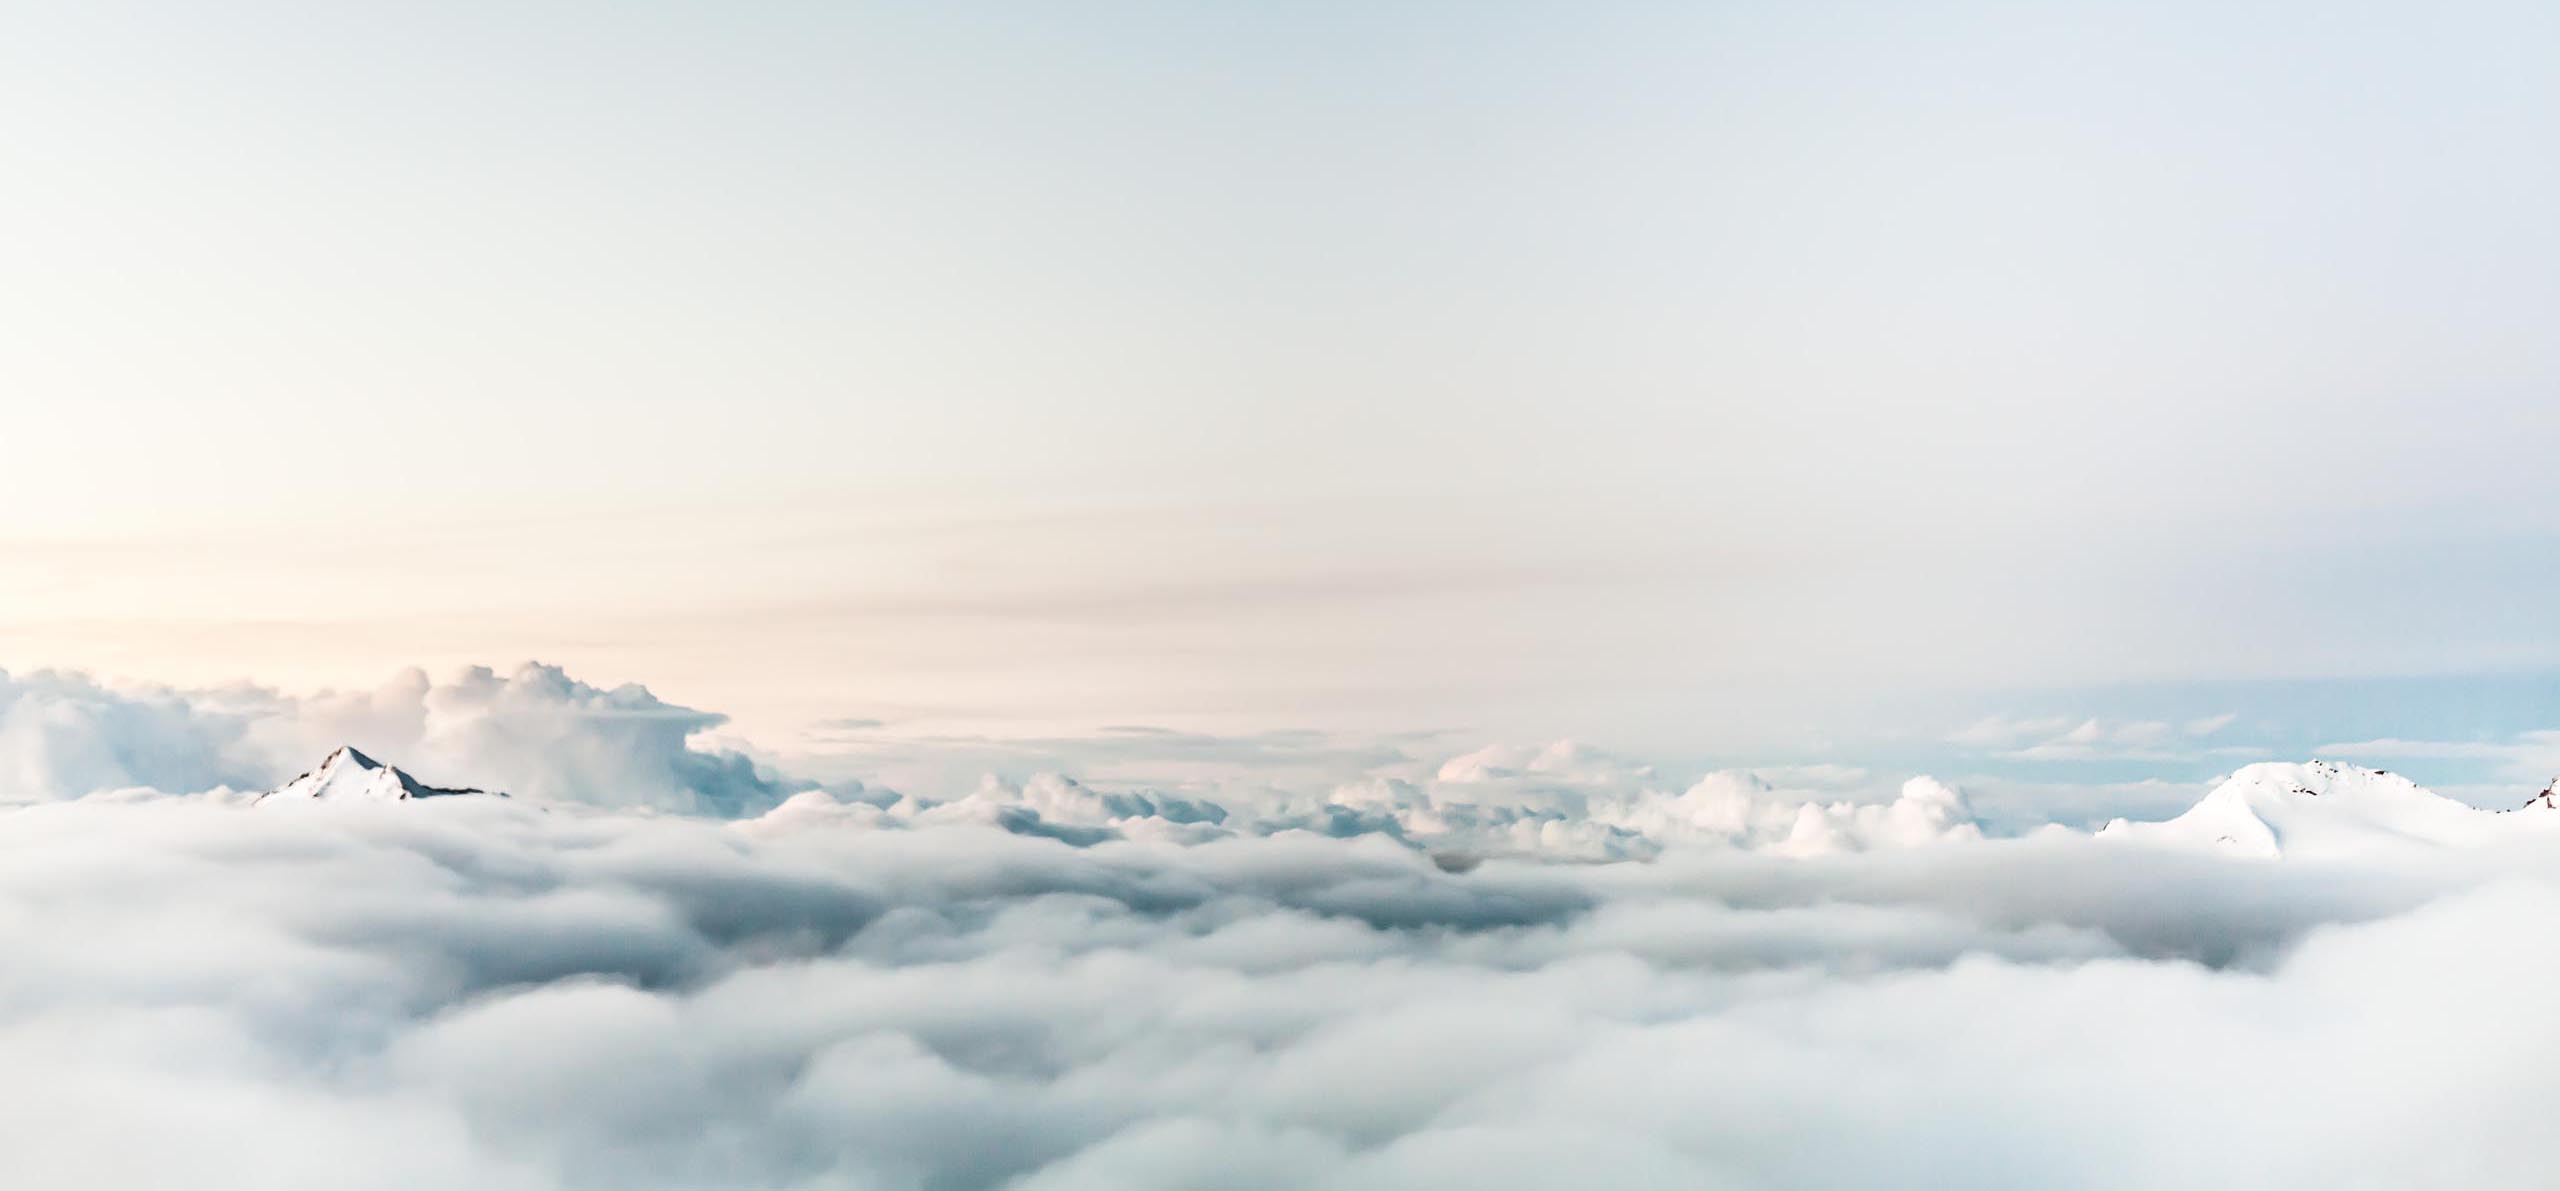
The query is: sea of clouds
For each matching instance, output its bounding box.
[4,663,2557,1188]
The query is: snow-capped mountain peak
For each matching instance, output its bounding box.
[2098,760,2509,859]
[256,746,494,804]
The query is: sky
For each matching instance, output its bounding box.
[5,0,2560,793]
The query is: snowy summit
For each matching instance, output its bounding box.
[2098,760,2530,859]
[256,746,496,805]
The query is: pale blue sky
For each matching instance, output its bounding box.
[4,1,2558,773]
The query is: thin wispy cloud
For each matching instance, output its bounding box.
[1946,712,2246,761]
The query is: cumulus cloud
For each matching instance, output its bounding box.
[0,668,272,797]
[0,663,803,814]
[0,661,2031,864]
[0,787,2553,1189]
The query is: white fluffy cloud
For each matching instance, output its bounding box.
[0,668,269,797]
[0,663,802,814]
[0,663,2018,863]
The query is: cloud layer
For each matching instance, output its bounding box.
[3,786,2554,1189]
[0,664,2017,860]
[9,662,2560,1187]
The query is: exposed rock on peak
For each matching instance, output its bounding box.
[2523,780,2560,812]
